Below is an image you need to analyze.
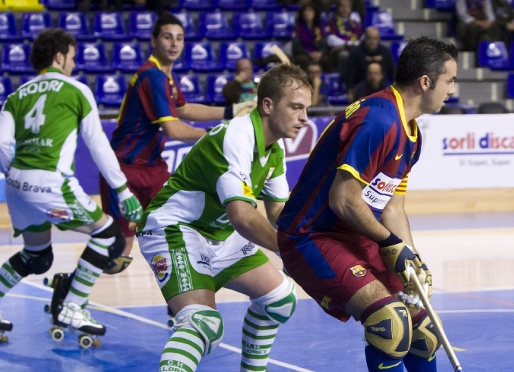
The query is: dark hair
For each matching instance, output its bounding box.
[257,64,311,106]
[394,36,458,89]
[152,12,184,39]
[296,3,322,28]
[30,28,76,71]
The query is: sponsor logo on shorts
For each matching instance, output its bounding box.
[151,254,169,283]
[240,242,255,255]
[197,254,211,267]
[46,208,71,221]
[6,178,51,193]
[136,230,152,237]
[320,295,331,310]
[349,264,367,277]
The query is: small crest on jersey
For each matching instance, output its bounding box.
[266,167,275,181]
[46,208,71,221]
[349,264,367,277]
[242,180,255,198]
[151,254,169,282]
[320,295,331,310]
[128,222,138,231]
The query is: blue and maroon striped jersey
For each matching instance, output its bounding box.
[277,86,422,236]
[110,56,186,167]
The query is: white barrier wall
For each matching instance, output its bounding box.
[408,113,514,190]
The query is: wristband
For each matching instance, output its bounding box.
[376,232,402,247]
[224,105,234,119]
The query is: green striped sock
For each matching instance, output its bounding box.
[0,261,23,303]
[160,328,205,372]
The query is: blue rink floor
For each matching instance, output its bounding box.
[0,281,513,372]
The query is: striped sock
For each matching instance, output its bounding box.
[64,236,110,306]
[160,326,205,372]
[0,261,23,303]
[240,302,279,372]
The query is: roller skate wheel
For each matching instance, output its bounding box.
[92,338,102,347]
[50,327,64,342]
[78,334,92,349]
[0,334,8,343]
[43,304,51,314]
[167,317,175,328]
[43,277,50,286]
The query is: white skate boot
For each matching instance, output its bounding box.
[56,302,106,336]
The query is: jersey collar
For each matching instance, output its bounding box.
[40,67,63,75]
[390,85,418,142]
[149,55,175,85]
[250,108,268,157]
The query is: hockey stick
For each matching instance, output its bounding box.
[408,262,463,372]
[271,44,291,65]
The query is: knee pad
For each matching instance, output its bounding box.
[251,276,297,324]
[81,246,110,270]
[91,218,125,260]
[175,304,224,356]
[9,245,53,277]
[364,300,412,359]
[410,312,442,358]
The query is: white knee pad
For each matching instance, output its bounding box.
[250,276,297,324]
[175,304,224,356]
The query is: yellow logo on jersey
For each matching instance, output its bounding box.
[242,180,255,198]
[320,296,331,310]
[395,154,403,160]
[345,100,361,118]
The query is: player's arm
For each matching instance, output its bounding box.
[0,109,15,174]
[159,119,207,142]
[226,200,280,252]
[381,192,415,249]
[178,101,256,121]
[263,199,285,230]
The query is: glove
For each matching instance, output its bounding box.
[378,234,423,286]
[116,185,143,222]
[233,99,257,117]
[104,255,133,274]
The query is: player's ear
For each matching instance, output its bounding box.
[262,97,273,115]
[419,75,430,92]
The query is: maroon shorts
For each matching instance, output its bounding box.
[100,162,171,237]
[277,229,403,322]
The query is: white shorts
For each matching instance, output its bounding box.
[138,224,269,301]
[5,167,102,236]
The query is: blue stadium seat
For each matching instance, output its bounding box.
[218,0,246,10]
[253,41,283,69]
[182,0,217,11]
[232,11,266,40]
[45,0,78,10]
[94,74,127,107]
[0,76,14,107]
[265,10,295,39]
[128,11,157,40]
[507,73,514,98]
[425,0,455,10]
[178,74,205,103]
[1,43,34,74]
[93,12,129,41]
[21,12,53,40]
[478,41,512,70]
[58,12,95,41]
[206,74,234,104]
[75,42,113,73]
[19,75,37,86]
[390,40,407,64]
[198,12,235,40]
[172,53,190,73]
[112,42,144,73]
[173,11,201,41]
[72,74,90,87]
[248,0,281,10]
[365,11,403,41]
[322,73,347,105]
[219,41,250,71]
[0,13,23,42]
[184,42,223,72]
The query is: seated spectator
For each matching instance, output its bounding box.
[326,0,363,75]
[79,0,176,13]
[456,0,503,51]
[222,58,258,104]
[344,26,395,102]
[306,61,333,116]
[492,0,514,44]
[350,61,387,102]
[292,2,333,72]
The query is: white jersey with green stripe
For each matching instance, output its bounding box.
[0,69,126,189]
[139,109,289,242]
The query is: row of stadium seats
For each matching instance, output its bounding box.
[0,40,284,73]
[0,72,348,107]
[0,10,294,42]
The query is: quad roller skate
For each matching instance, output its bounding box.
[0,312,12,342]
[44,273,105,348]
[167,306,176,329]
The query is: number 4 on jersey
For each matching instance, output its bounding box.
[24,94,47,134]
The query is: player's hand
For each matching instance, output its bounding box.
[378,235,423,286]
[104,255,133,274]
[117,186,143,222]
[233,99,256,117]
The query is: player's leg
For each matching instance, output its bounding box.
[403,309,440,372]
[139,225,221,372]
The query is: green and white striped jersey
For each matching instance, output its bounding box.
[0,68,126,189]
[139,109,289,242]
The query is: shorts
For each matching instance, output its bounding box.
[100,161,171,237]
[6,167,103,237]
[277,228,403,322]
[138,225,269,302]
